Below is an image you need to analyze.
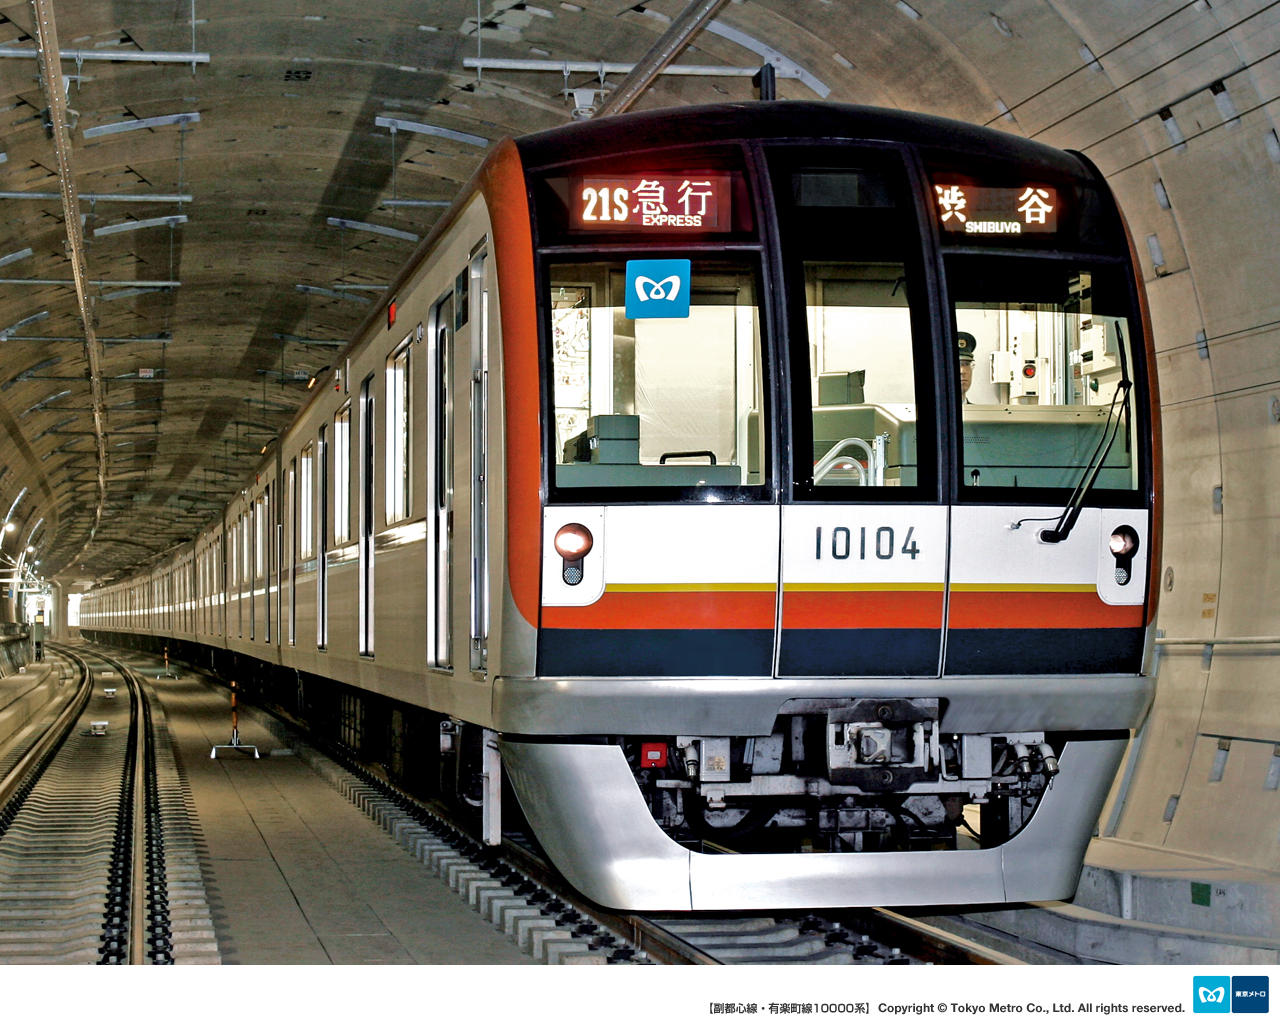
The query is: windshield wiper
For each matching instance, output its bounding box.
[1038,377,1133,543]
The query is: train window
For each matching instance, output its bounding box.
[945,256,1140,494]
[358,373,375,657]
[802,262,922,489]
[547,258,766,494]
[769,152,937,500]
[429,292,453,669]
[287,457,296,645]
[385,340,411,523]
[317,423,329,650]
[254,495,265,579]
[299,443,314,558]
[334,404,351,544]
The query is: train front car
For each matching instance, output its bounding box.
[493,103,1159,911]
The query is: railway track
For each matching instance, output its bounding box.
[71,643,1019,966]
[0,645,217,964]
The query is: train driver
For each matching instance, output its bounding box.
[957,331,977,403]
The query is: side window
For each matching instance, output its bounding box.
[317,424,329,649]
[334,405,351,544]
[770,156,936,501]
[359,374,375,656]
[385,339,411,523]
[299,443,314,558]
[287,458,296,645]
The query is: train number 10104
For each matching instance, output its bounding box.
[815,525,920,561]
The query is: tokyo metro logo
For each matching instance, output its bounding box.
[625,259,691,319]
[1194,976,1270,1014]
[1195,979,1229,1014]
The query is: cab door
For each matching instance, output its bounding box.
[770,150,946,678]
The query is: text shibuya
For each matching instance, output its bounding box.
[964,220,1026,234]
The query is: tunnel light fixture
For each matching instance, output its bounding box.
[1209,81,1240,126]
[93,214,188,238]
[0,310,50,339]
[274,332,348,348]
[1158,108,1188,152]
[0,247,33,268]
[0,277,180,288]
[326,217,419,243]
[11,333,171,344]
[1146,233,1167,276]
[100,286,174,302]
[83,112,201,139]
[375,115,489,148]
[1079,45,1103,72]
[894,1,922,21]
[0,47,209,65]
[0,190,193,203]
[20,390,71,416]
[295,284,372,304]
[382,199,451,208]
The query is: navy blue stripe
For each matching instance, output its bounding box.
[779,628,941,676]
[538,628,773,677]
[944,627,1145,675]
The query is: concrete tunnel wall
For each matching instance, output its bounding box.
[859,0,1280,873]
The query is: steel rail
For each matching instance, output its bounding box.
[0,645,92,808]
[126,661,149,963]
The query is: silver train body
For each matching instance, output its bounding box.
[82,103,1161,910]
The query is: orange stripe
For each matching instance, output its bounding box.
[782,589,943,629]
[542,590,776,630]
[948,589,1144,629]
[481,140,541,629]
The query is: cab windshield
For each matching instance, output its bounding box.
[547,257,766,494]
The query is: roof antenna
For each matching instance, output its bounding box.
[752,63,776,101]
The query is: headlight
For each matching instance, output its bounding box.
[554,523,593,560]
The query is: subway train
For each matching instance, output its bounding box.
[81,102,1161,911]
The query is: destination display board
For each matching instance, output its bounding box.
[934,183,1060,236]
[572,174,734,231]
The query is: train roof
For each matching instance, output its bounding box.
[514,101,1093,181]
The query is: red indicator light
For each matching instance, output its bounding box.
[1022,362,1037,378]
[640,743,668,768]
[387,299,397,328]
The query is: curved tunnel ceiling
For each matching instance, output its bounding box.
[0,0,1259,586]
[3,1,1280,873]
